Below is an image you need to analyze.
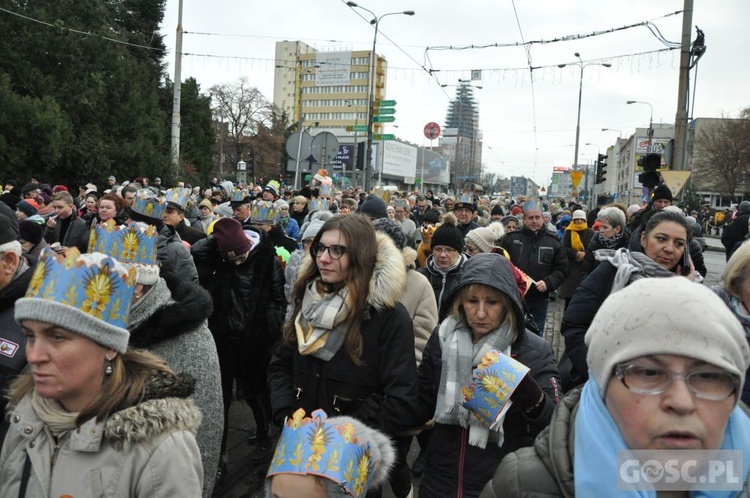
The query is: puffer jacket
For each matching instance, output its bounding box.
[712,285,750,405]
[416,255,561,498]
[0,372,203,497]
[268,232,420,435]
[417,253,468,321]
[158,224,199,284]
[501,226,569,304]
[480,388,580,498]
[399,246,438,366]
[127,275,223,498]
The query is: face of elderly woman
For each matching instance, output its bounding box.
[606,354,735,450]
[640,221,687,270]
[598,220,621,240]
[462,285,506,343]
[23,319,112,413]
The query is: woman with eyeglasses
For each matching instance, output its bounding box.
[268,213,420,497]
[482,277,750,497]
[417,213,468,321]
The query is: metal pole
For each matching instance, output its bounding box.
[293,58,303,190]
[572,62,583,175]
[673,0,694,171]
[365,22,379,192]
[169,0,183,179]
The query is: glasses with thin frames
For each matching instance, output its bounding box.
[433,246,458,255]
[312,242,347,260]
[614,363,738,401]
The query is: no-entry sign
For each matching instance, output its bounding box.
[424,122,441,140]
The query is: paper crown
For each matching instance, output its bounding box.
[88,220,160,285]
[523,200,540,212]
[164,188,191,211]
[318,182,333,198]
[24,248,137,334]
[230,189,253,205]
[461,349,530,429]
[392,198,409,209]
[370,188,391,207]
[309,199,329,212]
[251,200,278,225]
[265,180,281,197]
[268,409,377,498]
[131,190,166,221]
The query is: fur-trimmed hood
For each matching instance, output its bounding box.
[297,231,406,311]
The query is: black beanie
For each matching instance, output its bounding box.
[652,185,673,202]
[372,218,407,250]
[357,194,388,220]
[430,213,464,251]
[491,204,505,217]
[0,214,18,245]
[18,219,43,244]
[423,209,440,224]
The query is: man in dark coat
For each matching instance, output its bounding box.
[722,200,750,260]
[501,201,568,335]
[454,198,479,237]
[191,218,286,467]
[162,199,206,246]
[43,191,88,253]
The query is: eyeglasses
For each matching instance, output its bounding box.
[465,243,480,254]
[312,242,347,260]
[433,246,458,255]
[614,363,738,401]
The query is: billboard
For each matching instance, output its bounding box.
[419,148,451,185]
[315,52,351,86]
[382,141,417,178]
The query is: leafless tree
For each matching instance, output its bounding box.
[692,108,750,198]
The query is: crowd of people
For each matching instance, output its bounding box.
[0,174,749,497]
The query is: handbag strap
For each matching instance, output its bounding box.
[19,452,31,498]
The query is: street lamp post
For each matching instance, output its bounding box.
[346,2,414,190]
[558,53,611,192]
[601,128,622,138]
[627,100,654,145]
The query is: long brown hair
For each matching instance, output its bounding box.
[282,214,378,364]
[8,348,175,425]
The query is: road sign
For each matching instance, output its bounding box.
[346,125,368,132]
[374,100,396,107]
[373,107,396,115]
[285,131,313,160]
[310,132,339,163]
[424,122,441,140]
[372,134,395,140]
[373,115,395,123]
[570,170,583,189]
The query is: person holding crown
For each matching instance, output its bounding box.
[0,249,203,496]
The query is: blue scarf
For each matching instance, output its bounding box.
[574,377,750,497]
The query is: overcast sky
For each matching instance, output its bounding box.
[161,0,750,186]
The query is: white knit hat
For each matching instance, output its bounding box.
[465,222,505,253]
[586,277,750,401]
[572,209,586,220]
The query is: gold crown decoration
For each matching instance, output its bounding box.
[309,199,330,212]
[370,188,391,207]
[165,188,191,211]
[130,189,166,220]
[268,409,377,498]
[230,189,253,205]
[392,198,409,210]
[88,220,160,285]
[251,200,278,225]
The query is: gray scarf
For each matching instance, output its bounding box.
[295,280,350,361]
[595,247,675,293]
[434,316,514,449]
[32,390,79,437]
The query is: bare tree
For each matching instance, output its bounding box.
[210,78,272,172]
[692,108,750,199]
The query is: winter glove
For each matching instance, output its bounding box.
[510,373,545,417]
[354,393,384,425]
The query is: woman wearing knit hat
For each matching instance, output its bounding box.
[417,212,468,320]
[465,222,505,257]
[561,210,698,392]
[1,249,203,496]
[500,214,519,233]
[15,198,38,220]
[275,199,300,240]
[558,209,595,309]
[483,277,750,497]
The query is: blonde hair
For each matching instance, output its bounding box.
[723,241,750,298]
[450,283,519,342]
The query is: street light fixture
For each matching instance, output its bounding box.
[601,128,622,138]
[346,1,415,189]
[558,53,611,187]
[626,100,654,144]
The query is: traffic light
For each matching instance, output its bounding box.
[638,153,661,189]
[595,153,607,184]
[355,142,366,170]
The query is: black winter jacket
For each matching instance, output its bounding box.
[158,225,199,284]
[580,230,631,279]
[43,211,88,252]
[722,212,750,259]
[417,254,468,321]
[501,227,568,303]
[174,219,207,246]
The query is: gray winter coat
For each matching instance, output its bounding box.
[0,374,204,497]
[128,276,223,498]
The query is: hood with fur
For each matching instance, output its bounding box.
[298,231,406,311]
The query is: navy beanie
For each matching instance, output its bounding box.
[357,194,388,220]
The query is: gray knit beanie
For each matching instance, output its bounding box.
[15,250,135,353]
[586,277,750,401]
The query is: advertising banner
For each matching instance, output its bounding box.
[315,52,351,86]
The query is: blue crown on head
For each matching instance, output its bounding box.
[268,409,376,498]
[523,200,540,212]
[165,188,191,211]
[251,200,278,225]
[458,194,474,204]
[392,199,409,209]
[309,199,329,212]
[131,190,166,220]
[461,349,530,429]
[230,189,252,205]
[25,248,137,330]
[89,220,158,266]
[319,182,333,198]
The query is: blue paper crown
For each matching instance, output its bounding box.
[319,182,333,198]
[392,199,409,209]
[25,247,136,329]
[309,199,329,212]
[165,188,191,210]
[458,194,474,204]
[251,200,278,225]
[131,190,166,220]
[461,349,530,429]
[88,220,158,267]
[231,189,252,204]
[268,409,376,498]
[523,200,540,212]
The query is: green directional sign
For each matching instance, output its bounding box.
[373,107,396,116]
[346,125,368,132]
[374,99,397,107]
[373,115,395,123]
[373,134,395,140]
